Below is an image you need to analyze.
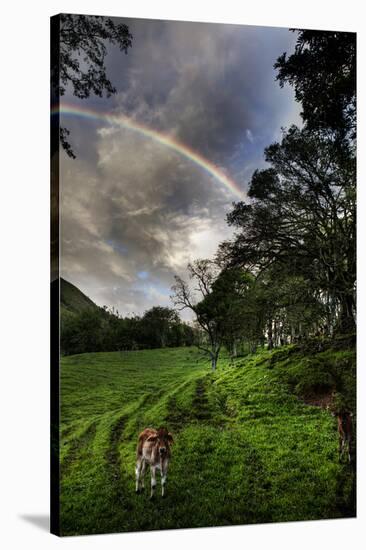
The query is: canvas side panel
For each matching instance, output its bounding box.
[50,13,61,537]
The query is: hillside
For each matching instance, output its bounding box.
[60,278,100,316]
[59,344,355,536]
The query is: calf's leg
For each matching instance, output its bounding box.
[135,456,142,493]
[347,437,351,464]
[150,466,157,499]
[140,459,146,489]
[338,436,344,461]
[161,462,168,497]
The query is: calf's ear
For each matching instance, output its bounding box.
[168,433,174,444]
[146,435,158,442]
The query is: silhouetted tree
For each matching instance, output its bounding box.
[275,30,356,142]
[219,125,356,334]
[171,260,222,370]
[141,306,181,348]
[171,261,262,369]
[51,14,132,157]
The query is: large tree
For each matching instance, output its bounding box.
[141,306,181,349]
[212,269,265,356]
[219,30,356,337]
[171,261,261,369]
[275,30,356,142]
[171,260,222,370]
[219,125,356,334]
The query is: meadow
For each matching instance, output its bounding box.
[59,345,355,536]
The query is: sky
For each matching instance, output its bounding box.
[59,16,302,319]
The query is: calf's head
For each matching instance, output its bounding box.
[147,427,174,457]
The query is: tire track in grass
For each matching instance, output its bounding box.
[241,443,273,524]
[105,412,142,519]
[166,394,186,431]
[106,415,127,492]
[335,464,356,518]
[165,377,210,429]
[192,377,213,422]
[61,421,97,478]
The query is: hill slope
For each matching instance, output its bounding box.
[60,278,100,316]
[59,345,355,536]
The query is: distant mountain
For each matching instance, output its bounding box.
[60,278,100,316]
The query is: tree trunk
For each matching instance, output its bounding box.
[290,324,295,344]
[210,344,220,371]
[273,319,278,348]
[338,293,356,333]
[267,320,273,350]
[211,355,217,371]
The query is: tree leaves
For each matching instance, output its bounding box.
[275,30,356,141]
[52,14,132,157]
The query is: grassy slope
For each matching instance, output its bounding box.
[60,278,100,316]
[59,345,355,536]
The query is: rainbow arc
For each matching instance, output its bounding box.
[52,103,244,200]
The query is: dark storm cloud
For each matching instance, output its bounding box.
[60,18,301,316]
[105,19,300,162]
[60,126,232,317]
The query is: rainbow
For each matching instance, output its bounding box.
[51,103,244,200]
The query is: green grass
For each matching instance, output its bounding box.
[59,345,355,536]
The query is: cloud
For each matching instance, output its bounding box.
[246,129,254,144]
[60,124,234,317]
[60,18,301,317]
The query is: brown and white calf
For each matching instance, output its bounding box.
[337,411,353,463]
[135,427,174,498]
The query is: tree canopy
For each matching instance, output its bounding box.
[61,304,194,356]
[217,30,356,345]
[171,261,264,368]
[275,30,356,141]
[51,14,132,157]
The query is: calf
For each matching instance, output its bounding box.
[135,427,174,498]
[337,411,353,463]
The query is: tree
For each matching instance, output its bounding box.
[255,264,328,347]
[219,125,356,334]
[212,268,264,356]
[171,260,222,370]
[141,306,181,348]
[61,308,104,355]
[275,30,356,142]
[51,14,132,157]
[171,261,260,369]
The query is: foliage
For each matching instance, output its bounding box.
[171,261,262,369]
[205,268,265,355]
[219,28,356,339]
[140,306,182,348]
[275,30,356,141]
[264,344,356,414]
[222,127,355,322]
[61,308,104,355]
[61,305,194,355]
[171,260,222,370]
[51,14,132,157]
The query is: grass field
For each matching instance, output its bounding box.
[59,345,355,536]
